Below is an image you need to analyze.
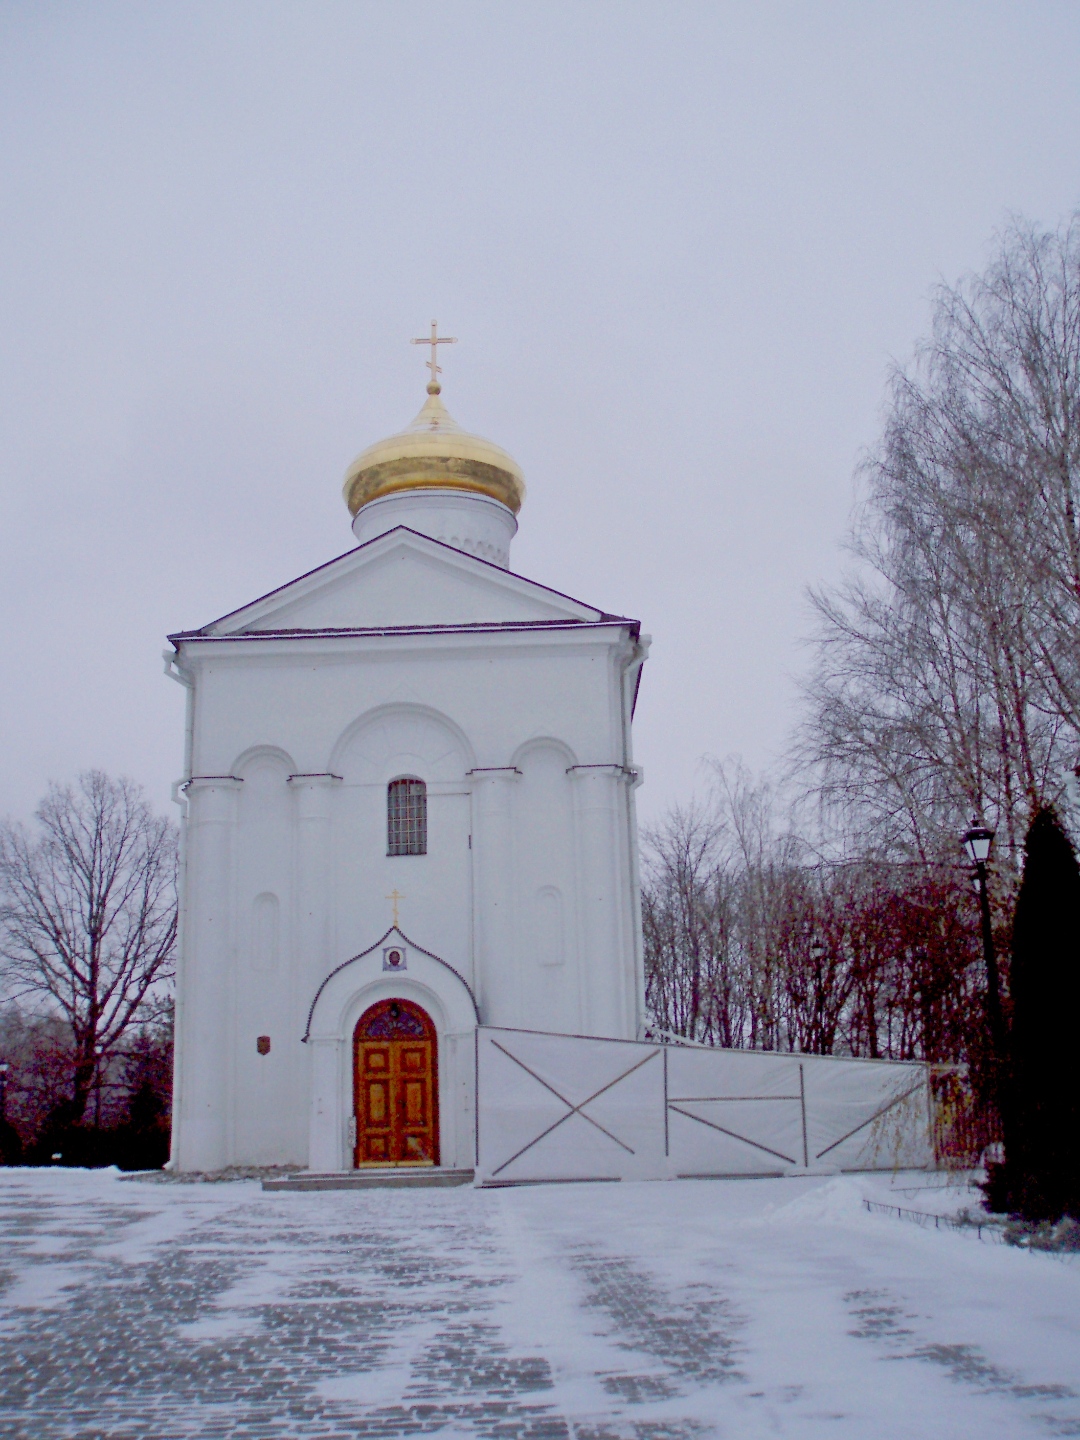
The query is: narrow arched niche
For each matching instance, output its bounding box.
[251,892,280,972]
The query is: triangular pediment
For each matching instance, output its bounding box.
[186,528,615,637]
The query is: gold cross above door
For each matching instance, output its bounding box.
[386,889,405,927]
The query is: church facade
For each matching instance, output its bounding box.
[167,361,649,1173]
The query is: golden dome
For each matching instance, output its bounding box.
[343,385,526,518]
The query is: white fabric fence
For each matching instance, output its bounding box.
[474,1026,933,1186]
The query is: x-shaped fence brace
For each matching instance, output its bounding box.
[487,1040,660,1177]
[813,1081,927,1161]
[668,1079,927,1166]
[666,1095,802,1167]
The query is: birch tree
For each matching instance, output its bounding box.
[800,214,1080,866]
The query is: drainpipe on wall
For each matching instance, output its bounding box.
[620,634,650,1039]
[163,649,194,1171]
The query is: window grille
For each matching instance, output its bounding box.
[387,777,427,856]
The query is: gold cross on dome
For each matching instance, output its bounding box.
[386,889,405,927]
[411,320,457,389]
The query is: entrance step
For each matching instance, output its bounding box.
[262,1168,475,1192]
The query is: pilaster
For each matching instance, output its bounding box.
[569,764,634,1038]
[286,773,341,1166]
[469,767,520,1025]
[288,774,341,991]
[176,775,242,1171]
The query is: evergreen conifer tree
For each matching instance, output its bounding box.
[998,807,1080,1219]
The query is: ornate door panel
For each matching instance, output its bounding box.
[354,999,438,1166]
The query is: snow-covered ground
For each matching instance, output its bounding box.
[0,1167,1077,1439]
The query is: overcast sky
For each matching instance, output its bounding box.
[1,2,1078,826]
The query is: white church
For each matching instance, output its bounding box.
[167,332,650,1176]
[167,334,935,1184]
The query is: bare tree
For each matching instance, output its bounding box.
[799,213,1080,868]
[642,761,987,1067]
[642,802,733,1044]
[0,772,177,1125]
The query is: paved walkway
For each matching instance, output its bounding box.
[0,1168,1078,1439]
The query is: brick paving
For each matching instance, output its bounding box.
[3,1169,1079,1439]
[0,1172,738,1440]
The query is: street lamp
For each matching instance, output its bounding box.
[0,1060,9,1124]
[962,821,1006,1068]
[962,824,994,867]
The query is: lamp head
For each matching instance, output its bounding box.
[963,823,995,866]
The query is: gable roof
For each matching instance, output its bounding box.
[169,526,637,644]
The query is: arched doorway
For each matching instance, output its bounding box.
[353,998,439,1167]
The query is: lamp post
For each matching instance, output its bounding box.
[962,822,1007,1067]
[808,940,826,1050]
[0,1061,8,1125]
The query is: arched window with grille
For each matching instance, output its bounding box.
[387,777,427,856]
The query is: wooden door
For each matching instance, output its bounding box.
[353,999,438,1167]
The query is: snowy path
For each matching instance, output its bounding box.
[0,1168,1077,1439]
